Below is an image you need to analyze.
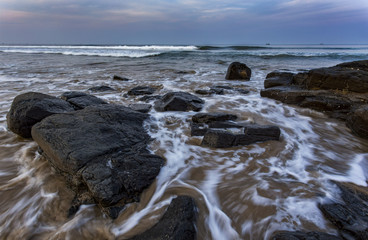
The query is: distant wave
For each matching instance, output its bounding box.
[198,45,269,50]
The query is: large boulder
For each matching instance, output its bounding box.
[129,196,197,240]
[7,92,75,138]
[319,182,368,240]
[346,105,368,138]
[264,72,294,89]
[61,91,107,110]
[31,104,164,218]
[154,92,204,112]
[225,62,252,80]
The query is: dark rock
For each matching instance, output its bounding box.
[264,72,294,89]
[225,62,252,80]
[31,104,164,218]
[129,103,152,113]
[129,196,197,240]
[88,85,115,92]
[176,70,196,74]
[201,124,280,148]
[346,105,368,138]
[113,75,130,81]
[61,91,107,110]
[195,86,249,96]
[6,92,75,138]
[260,86,310,104]
[208,121,244,129]
[128,86,156,96]
[190,122,208,136]
[195,89,216,95]
[154,92,204,112]
[235,88,250,94]
[192,112,238,123]
[209,87,225,95]
[191,121,245,137]
[319,182,368,240]
[139,95,162,102]
[271,231,342,240]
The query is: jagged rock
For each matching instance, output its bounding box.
[6,92,75,138]
[129,103,152,113]
[61,91,107,110]
[319,182,368,240]
[128,86,156,96]
[264,72,294,89]
[129,196,197,240]
[201,124,280,148]
[31,104,164,218]
[346,105,368,138]
[88,85,115,92]
[271,231,342,240]
[192,112,238,123]
[154,92,204,112]
[113,75,130,81]
[225,62,252,80]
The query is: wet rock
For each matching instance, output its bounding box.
[129,103,152,113]
[7,92,75,138]
[191,121,244,137]
[113,75,130,81]
[61,91,108,110]
[201,124,280,148]
[271,231,342,240]
[88,85,115,92]
[346,105,368,138]
[154,92,204,112]
[195,86,249,96]
[139,95,162,102]
[195,89,216,95]
[225,62,252,80]
[31,104,164,218]
[264,72,294,89]
[128,86,157,96]
[192,112,238,123]
[129,196,197,240]
[319,181,368,240]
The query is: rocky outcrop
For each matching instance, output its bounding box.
[201,124,280,148]
[271,231,342,240]
[31,104,164,218]
[319,181,368,240]
[154,92,204,112]
[225,62,252,80]
[6,92,75,138]
[260,60,368,137]
[61,91,107,110]
[129,196,197,240]
[346,105,368,139]
[128,86,157,96]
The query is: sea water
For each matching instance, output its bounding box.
[0,44,368,239]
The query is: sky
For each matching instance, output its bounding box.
[0,0,368,45]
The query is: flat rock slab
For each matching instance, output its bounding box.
[31,104,164,217]
[154,92,204,112]
[129,196,197,240]
[7,92,75,138]
[319,181,368,240]
[271,231,342,240]
[61,91,107,110]
[201,124,280,148]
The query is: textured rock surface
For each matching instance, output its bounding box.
[128,86,157,96]
[154,92,204,112]
[271,231,342,240]
[31,104,164,218]
[225,62,252,80]
[88,85,115,92]
[129,196,197,240]
[7,92,75,138]
[346,105,368,138]
[192,112,238,123]
[61,91,107,110]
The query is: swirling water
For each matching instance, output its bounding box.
[0,44,368,239]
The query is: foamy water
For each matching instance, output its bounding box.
[0,45,367,239]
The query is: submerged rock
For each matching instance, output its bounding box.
[271,231,342,240]
[201,124,280,148]
[88,85,115,92]
[129,196,197,240]
[128,86,157,96]
[113,75,130,81]
[154,92,204,112]
[7,92,75,138]
[225,62,252,80]
[31,104,164,218]
[61,91,107,110]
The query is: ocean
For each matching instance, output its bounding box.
[0,44,368,239]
